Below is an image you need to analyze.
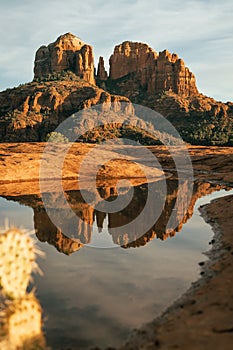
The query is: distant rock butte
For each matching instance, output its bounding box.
[34,33,95,85]
[107,41,198,97]
[0,32,232,144]
[34,34,198,97]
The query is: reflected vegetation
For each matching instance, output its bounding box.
[0,228,48,350]
[1,179,224,255]
[0,293,47,350]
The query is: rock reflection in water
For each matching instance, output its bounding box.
[3,179,223,255]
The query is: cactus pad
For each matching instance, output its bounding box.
[0,228,41,299]
[0,293,46,350]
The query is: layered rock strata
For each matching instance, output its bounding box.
[107,41,198,97]
[34,33,95,85]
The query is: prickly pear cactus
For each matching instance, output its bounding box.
[0,226,47,349]
[0,293,47,350]
[0,228,41,299]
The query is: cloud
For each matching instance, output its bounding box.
[0,0,232,101]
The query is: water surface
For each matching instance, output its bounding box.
[0,180,232,349]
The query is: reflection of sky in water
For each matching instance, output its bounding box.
[0,189,232,349]
[0,197,34,229]
[87,217,119,248]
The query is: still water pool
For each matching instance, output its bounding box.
[0,181,232,349]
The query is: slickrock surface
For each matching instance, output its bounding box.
[0,143,165,194]
[0,144,232,193]
[150,145,233,184]
[0,144,232,181]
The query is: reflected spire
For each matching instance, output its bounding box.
[2,180,225,254]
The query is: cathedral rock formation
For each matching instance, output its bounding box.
[34,33,95,85]
[0,32,232,144]
[107,41,199,97]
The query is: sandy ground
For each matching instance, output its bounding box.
[0,143,233,349]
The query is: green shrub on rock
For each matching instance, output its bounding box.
[45,131,69,143]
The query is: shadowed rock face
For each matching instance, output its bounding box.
[34,33,95,85]
[97,56,108,81]
[2,180,224,254]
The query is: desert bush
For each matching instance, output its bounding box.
[45,131,69,143]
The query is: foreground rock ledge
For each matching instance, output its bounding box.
[0,144,233,186]
[116,195,233,350]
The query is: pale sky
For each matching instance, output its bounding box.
[0,0,232,102]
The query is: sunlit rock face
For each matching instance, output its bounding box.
[34,32,95,85]
[108,41,198,97]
